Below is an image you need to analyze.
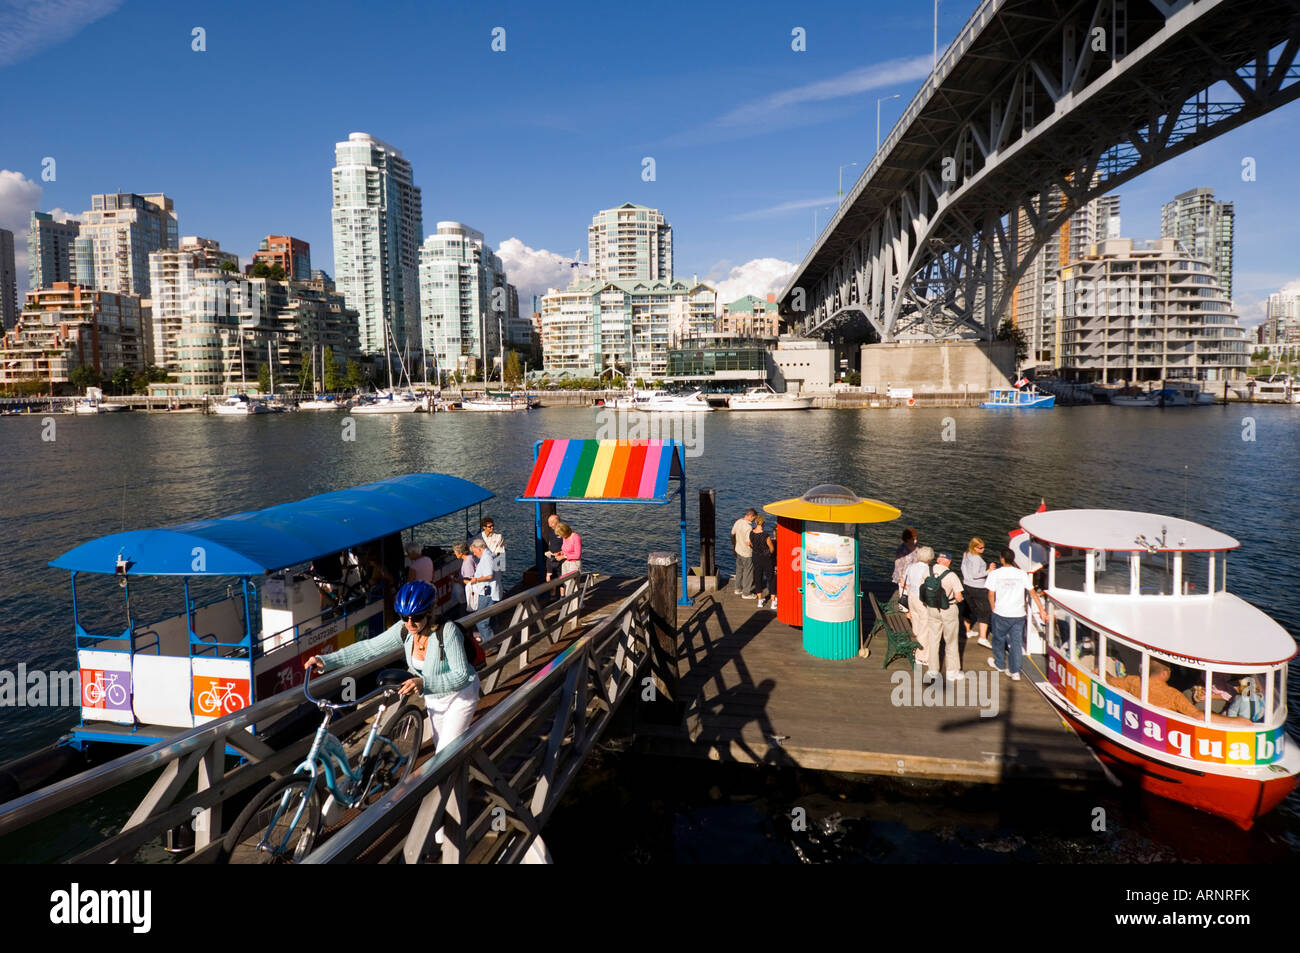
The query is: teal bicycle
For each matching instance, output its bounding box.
[222,672,424,863]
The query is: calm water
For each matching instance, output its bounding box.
[1,404,1298,861]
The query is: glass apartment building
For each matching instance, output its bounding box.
[1059,238,1248,383]
[417,222,515,380]
[587,204,673,282]
[75,193,178,297]
[331,133,423,355]
[1160,187,1234,299]
[27,211,81,291]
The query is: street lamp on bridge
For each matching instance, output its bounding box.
[838,162,857,205]
[876,93,901,154]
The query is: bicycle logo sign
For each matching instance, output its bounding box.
[81,669,131,710]
[193,677,250,717]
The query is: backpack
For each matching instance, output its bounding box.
[920,568,953,609]
[438,620,486,669]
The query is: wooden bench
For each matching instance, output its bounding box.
[866,591,921,669]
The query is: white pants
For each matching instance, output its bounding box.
[424,677,480,752]
[562,560,582,595]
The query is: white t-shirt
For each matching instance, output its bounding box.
[903,560,931,606]
[986,565,1031,618]
[407,555,433,583]
[732,518,753,557]
[474,550,501,602]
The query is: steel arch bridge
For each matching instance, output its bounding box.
[778,0,1300,343]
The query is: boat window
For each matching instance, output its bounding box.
[1049,609,1069,653]
[1179,551,1212,595]
[1217,553,1227,593]
[1073,621,1101,673]
[1273,666,1287,718]
[1103,637,1143,682]
[1220,671,1268,724]
[1053,546,1089,591]
[1093,550,1132,594]
[1135,552,1176,596]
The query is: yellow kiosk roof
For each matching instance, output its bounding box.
[764,484,901,524]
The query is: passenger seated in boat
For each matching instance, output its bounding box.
[1107,660,1203,719]
[1182,680,1232,716]
[1224,677,1266,723]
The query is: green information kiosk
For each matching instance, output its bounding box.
[764,485,900,660]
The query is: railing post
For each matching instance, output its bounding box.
[644,552,682,724]
[699,488,716,577]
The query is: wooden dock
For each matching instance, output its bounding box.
[634,585,1104,785]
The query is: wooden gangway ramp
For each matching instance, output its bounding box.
[635,587,1103,785]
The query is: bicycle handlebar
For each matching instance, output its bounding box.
[303,670,400,710]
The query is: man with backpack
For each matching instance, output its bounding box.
[922,552,965,681]
[903,546,936,679]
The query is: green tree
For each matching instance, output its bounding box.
[322,347,340,392]
[504,350,522,385]
[110,366,134,395]
[298,360,314,394]
[219,260,238,273]
[250,261,269,278]
[996,319,1029,365]
[257,362,272,395]
[68,365,101,392]
[267,263,285,280]
[345,359,363,391]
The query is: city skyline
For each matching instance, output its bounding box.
[1,0,1298,325]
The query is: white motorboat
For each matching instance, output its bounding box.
[727,386,815,411]
[298,395,343,411]
[461,394,530,412]
[1111,390,1163,407]
[213,394,269,416]
[1249,375,1300,404]
[72,399,104,415]
[351,389,422,414]
[1170,383,1219,405]
[604,389,714,412]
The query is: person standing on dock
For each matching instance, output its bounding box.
[750,514,775,609]
[468,538,500,641]
[480,516,506,576]
[543,512,564,585]
[406,542,433,584]
[930,552,965,680]
[903,545,938,679]
[892,527,918,588]
[985,548,1046,682]
[731,508,757,599]
[452,540,474,616]
[961,538,993,649]
[554,521,583,595]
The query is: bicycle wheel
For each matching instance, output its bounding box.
[197,690,217,716]
[222,775,322,864]
[360,707,424,806]
[224,692,245,714]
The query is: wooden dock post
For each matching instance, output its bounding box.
[699,488,716,577]
[644,552,682,724]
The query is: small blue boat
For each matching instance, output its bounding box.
[980,383,1055,409]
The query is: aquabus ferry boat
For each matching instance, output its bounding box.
[1019,509,1298,829]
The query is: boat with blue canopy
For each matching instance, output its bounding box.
[980,381,1055,409]
[47,473,492,751]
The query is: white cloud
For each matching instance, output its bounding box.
[496,237,590,310]
[707,258,796,308]
[0,170,44,286]
[0,0,123,68]
[731,196,840,221]
[1236,278,1300,329]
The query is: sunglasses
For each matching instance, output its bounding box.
[402,612,430,623]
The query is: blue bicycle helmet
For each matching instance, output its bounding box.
[394,581,436,617]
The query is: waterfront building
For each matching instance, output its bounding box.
[251,235,311,280]
[771,336,837,392]
[666,335,770,390]
[74,193,178,297]
[1012,187,1121,368]
[1059,238,1248,383]
[417,222,516,380]
[167,269,362,396]
[0,228,16,331]
[27,211,81,292]
[1261,289,1300,345]
[0,283,146,388]
[330,132,423,355]
[540,277,714,379]
[1161,187,1234,299]
[718,295,780,339]
[587,204,673,282]
[148,238,239,369]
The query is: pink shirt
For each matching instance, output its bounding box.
[561,533,582,562]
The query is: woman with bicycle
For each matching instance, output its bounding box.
[305,581,479,754]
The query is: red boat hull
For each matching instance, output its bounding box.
[1060,709,1297,830]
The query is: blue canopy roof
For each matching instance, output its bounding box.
[50,473,493,577]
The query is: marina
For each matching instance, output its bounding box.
[1,405,1298,864]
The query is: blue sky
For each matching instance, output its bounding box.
[1,0,1297,321]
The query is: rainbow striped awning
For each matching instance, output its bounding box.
[517,439,685,504]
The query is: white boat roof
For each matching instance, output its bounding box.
[1050,589,1296,666]
[1021,509,1239,552]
